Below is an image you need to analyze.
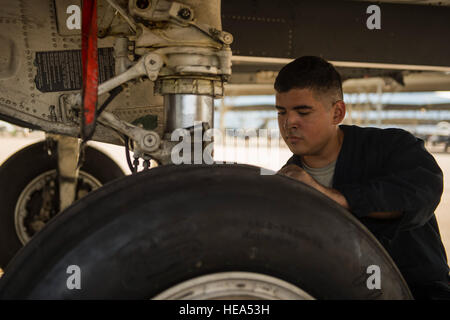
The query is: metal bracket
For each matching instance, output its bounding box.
[45,134,81,212]
[97,111,161,154]
[167,2,233,45]
[98,52,163,96]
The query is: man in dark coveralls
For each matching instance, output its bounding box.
[275,56,450,299]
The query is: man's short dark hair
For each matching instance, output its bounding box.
[274,56,343,104]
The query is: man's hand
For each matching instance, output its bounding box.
[278,164,350,210]
[277,164,318,188]
[277,164,402,219]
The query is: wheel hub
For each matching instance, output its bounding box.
[14,169,102,245]
[152,272,315,300]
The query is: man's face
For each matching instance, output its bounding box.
[276,88,338,156]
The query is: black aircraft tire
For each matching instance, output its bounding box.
[0,141,125,268]
[0,164,412,299]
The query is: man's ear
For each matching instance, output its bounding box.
[333,101,346,124]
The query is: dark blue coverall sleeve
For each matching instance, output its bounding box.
[337,130,443,232]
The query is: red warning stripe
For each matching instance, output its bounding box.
[81,0,98,127]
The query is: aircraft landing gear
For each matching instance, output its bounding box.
[0,164,413,299]
[0,138,125,268]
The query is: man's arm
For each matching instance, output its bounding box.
[278,164,402,219]
[337,131,443,229]
[313,181,402,219]
[279,130,443,228]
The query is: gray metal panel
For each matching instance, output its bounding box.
[222,0,450,67]
[356,0,450,7]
